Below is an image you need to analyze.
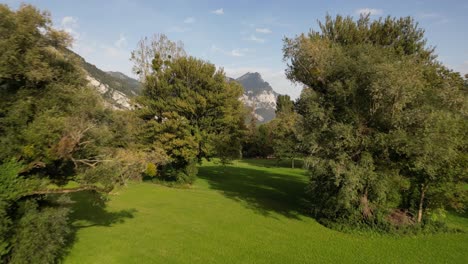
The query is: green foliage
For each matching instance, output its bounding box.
[131,34,187,82]
[0,161,25,258]
[284,14,467,227]
[138,53,245,183]
[275,95,294,115]
[0,4,137,262]
[9,197,71,264]
[269,95,303,167]
[144,163,157,177]
[242,117,275,159]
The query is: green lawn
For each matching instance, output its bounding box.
[64,160,468,263]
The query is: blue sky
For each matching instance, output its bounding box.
[5,0,468,98]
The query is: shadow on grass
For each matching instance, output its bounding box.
[68,191,136,228]
[198,163,309,220]
[59,191,136,261]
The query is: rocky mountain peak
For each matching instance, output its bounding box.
[236,72,275,95]
[235,72,279,123]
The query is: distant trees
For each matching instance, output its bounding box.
[275,95,294,115]
[241,95,304,168]
[136,51,245,182]
[242,115,274,159]
[269,95,303,168]
[284,14,467,227]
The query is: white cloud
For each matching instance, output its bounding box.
[246,34,265,43]
[61,16,78,28]
[211,8,224,15]
[60,16,80,40]
[223,67,300,99]
[102,33,131,60]
[184,17,196,24]
[356,8,383,16]
[103,46,123,58]
[115,34,127,48]
[255,28,272,34]
[230,48,250,57]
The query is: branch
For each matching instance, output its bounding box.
[71,157,113,168]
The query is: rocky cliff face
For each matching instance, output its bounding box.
[71,50,142,110]
[236,72,279,123]
[85,75,135,110]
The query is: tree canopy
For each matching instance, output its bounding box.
[284,14,467,227]
[0,4,143,261]
[136,52,245,182]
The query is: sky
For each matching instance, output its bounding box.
[4,0,468,99]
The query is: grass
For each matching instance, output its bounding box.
[64,159,468,263]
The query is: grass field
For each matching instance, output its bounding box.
[64,159,468,263]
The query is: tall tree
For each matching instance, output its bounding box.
[275,95,294,115]
[130,34,186,82]
[284,14,467,226]
[137,53,245,182]
[270,95,302,168]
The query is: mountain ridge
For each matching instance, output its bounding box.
[73,51,279,121]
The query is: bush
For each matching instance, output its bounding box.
[157,160,198,184]
[144,163,157,178]
[9,197,71,264]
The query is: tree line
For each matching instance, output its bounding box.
[0,4,466,263]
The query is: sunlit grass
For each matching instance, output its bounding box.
[64,159,468,263]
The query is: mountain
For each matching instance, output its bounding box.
[71,50,142,109]
[235,72,279,123]
[73,51,278,120]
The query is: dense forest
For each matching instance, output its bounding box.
[0,3,466,263]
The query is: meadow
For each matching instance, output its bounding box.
[64,160,468,263]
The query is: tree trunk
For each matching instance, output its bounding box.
[291,158,295,169]
[360,187,372,219]
[417,183,426,223]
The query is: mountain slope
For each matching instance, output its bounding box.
[71,50,142,109]
[72,50,278,118]
[236,72,279,123]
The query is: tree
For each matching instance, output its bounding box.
[270,95,303,168]
[0,4,134,261]
[284,14,467,227]
[137,53,245,183]
[130,34,186,82]
[275,95,294,115]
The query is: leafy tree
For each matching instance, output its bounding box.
[275,95,294,115]
[0,4,138,261]
[270,95,303,168]
[137,53,245,182]
[131,33,186,82]
[284,14,467,227]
